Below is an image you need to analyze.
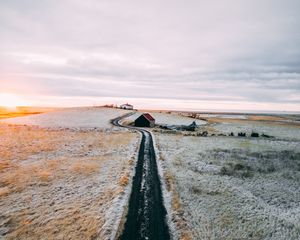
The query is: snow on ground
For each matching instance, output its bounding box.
[123,111,206,126]
[0,109,140,239]
[0,107,129,129]
[155,122,300,240]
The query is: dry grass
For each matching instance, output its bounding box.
[103,132,133,148]
[0,124,136,193]
[119,172,130,186]
[5,206,103,240]
[165,170,181,210]
[0,187,10,197]
[37,170,52,182]
[0,123,138,239]
[1,164,56,191]
[163,169,194,240]
[172,192,181,211]
[0,107,55,120]
[0,125,65,162]
[248,115,287,121]
[0,161,11,171]
[165,171,175,192]
[0,112,40,120]
[71,161,99,175]
[180,232,193,240]
[1,168,32,192]
[47,159,59,170]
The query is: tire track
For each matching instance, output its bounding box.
[112,113,170,240]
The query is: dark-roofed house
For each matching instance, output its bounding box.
[134,113,155,127]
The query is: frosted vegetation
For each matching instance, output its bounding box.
[156,122,300,239]
[0,108,139,239]
[214,122,300,141]
[1,107,299,239]
[1,107,128,129]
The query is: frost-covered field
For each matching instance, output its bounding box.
[0,107,139,239]
[155,119,300,239]
[122,111,206,126]
[1,107,128,129]
[214,122,300,141]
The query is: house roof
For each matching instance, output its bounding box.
[143,113,155,122]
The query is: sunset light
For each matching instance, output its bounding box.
[0,93,29,108]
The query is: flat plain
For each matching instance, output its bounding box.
[0,108,299,239]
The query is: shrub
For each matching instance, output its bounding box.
[238,132,246,137]
[119,173,129,186]
[251,132,259,137]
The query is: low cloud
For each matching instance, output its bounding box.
[0,0,299,111]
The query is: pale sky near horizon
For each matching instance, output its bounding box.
[0,0,300,112]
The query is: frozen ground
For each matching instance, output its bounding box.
[0,107,129,130]
[155,121,300,239]
[214,121,300,141]
[122,111,206,126]
[2,108,299,239]
[0,108,139,239]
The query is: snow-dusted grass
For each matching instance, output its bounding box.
[0,107,129,129]
[214,121,300,140]
[122,111,206,126]
[0,123,139,239]
[155,124,300,239]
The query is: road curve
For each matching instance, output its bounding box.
[112,113,170,240]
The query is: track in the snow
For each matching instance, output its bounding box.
[112,113,170,240]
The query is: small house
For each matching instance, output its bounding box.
[120,103,133,110]
[134,113,155,127]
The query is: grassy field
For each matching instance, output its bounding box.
[0,107,56,120]
[154,115,300,240]
[0,121,139,239]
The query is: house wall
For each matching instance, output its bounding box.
[120,105,133,110]
[149,121,155,127]
[134,116,155,127]
[135,116,150,127]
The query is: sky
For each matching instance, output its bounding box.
[0,0,300,112]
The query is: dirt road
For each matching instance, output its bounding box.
[112,113,170,240]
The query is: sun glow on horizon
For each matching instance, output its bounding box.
[0,93,30,108]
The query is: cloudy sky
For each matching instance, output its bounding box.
[0,0,300,112]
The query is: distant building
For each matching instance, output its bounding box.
[134,113,155,127]
[120,103,133,110]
